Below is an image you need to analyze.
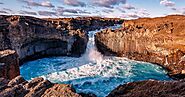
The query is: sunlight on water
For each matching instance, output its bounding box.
[20,25,171,97]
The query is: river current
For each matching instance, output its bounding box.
[20,25,171,97]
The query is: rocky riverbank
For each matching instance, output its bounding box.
[95,15,185,79]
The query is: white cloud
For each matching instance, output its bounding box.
[92,0,127,8]
[63,0,86,7]
[123,4,135,10]
[160,0,175,7]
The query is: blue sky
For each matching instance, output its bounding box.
[0,0,184,19]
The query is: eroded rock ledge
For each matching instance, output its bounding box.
[95,15,185,79]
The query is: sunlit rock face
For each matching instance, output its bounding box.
[95,15,185,79]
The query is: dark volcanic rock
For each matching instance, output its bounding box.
[107,79,185,97]
[0,15,88,64]
[95,15,185,79]
[0,76,82,97]
[0,50,19,80]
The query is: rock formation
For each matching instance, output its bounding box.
[0,15,89,64]
[95,15,185,79]
[0,50,19,79]
[0,76,82,97]
[107,79,185,97]
[0,15,123,80]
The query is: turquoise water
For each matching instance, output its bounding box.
[20,25,171,97]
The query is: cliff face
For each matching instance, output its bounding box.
[95,15,185,78]
[0,15,89,64]
[107,79,185,97]
[0,50,19,79]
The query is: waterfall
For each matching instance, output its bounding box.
[20,24,170,97]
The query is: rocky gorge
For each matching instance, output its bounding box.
[0,15,123,97]
[1,14,185,97]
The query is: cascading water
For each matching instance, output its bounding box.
[20,25,171,97]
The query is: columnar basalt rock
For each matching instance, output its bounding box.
[95,15,185,79]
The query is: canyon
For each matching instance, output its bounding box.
[0,15,123,97]
[1,14,185,97]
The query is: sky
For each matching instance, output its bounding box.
[0,0,184,19]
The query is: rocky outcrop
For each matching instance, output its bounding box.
[107,79,185,97]
[95,15,185,79]
[0,15,90,64]
[0,50,19,79]
[0,76,82,97]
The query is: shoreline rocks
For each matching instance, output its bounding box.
[95,15,185,79]
[0,76,83,97]
[107,79,185,97]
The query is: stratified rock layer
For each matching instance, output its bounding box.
[0,50,19,79]
[0,76,82,97]
[107,79,185,97]
[95,15,185,78]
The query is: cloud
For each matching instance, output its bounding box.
[22,6,32,9]
[122,13,140,18]
[0,2,4,4]
[17,0,55,8]
[160,0,175,7]
[38,11,57,16]
[92,0,126,8]
[171,7,185,15]
[40,1,55,8]
[56,7,91,14]
[102,9,114,13]
[63,0,86,7]
[2,8,13,12]
[19,10,37,15]
[123,4,135,10]
[0,11,9,14]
